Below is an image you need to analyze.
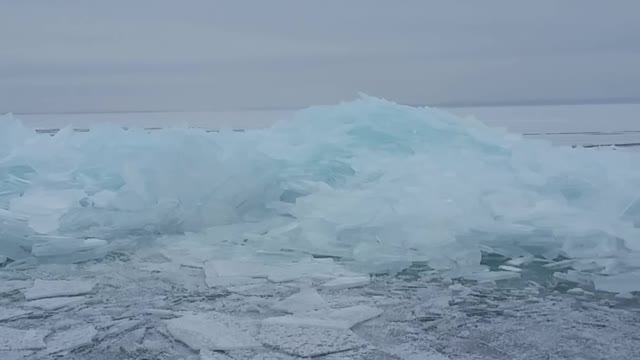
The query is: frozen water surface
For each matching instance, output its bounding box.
[1,98,640,358]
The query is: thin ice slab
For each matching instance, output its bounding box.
[25,296,87,311]
[594,270,640,294]
[263,305,383,330]
[164,312,260,351]
[45,325,97,354]
[0,308,33,322]
[321,276,371,290]
[0,280,32,294]
[23,279,95,300]
[463,271,520,282]
[257,324,366,358]
[271,288,329,313]
[0,326,49,350]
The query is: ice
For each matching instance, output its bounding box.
[257,324,366,357]
[200,349,233,360]
[263,305,383,330]
[3,97,640,289]
[464,271,521,282]
[0,280,32,295]
[321,276,371,290]
[0,308,32,322]
[164,312,260,351]
[23,279,96,300]
[271,288,329,313]
[593,271,640,293]
[44,324,97,354]
[25,296,87,311]
[0,326,49,350]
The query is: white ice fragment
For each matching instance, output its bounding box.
[0,326,49,350]
[203,259,270,288]
[498,265,522,272]
[593,270,640,294]
[25,296,87,311]
[24,279,96,300]
[614,292,635,300]
[567,288,587,295]
[0,308,32,322]
[464,271,520,282]
[164,312,260,351]
[321,276,370,290]
[45,325,97,354]
[271,288,329,313]
[257,324,365,358]
[263,305,383,330]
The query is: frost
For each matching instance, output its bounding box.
[257,324,365,357]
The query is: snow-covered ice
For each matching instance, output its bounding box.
[23,279,95,300]
[0,308,32,322]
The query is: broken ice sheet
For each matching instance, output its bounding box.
[321,276,371,290]
[23,279,96,300]
[0,326,49,351]
[45,324,97,354]
[263,305,383,330]
[164,312,260,351]
[593,270,640,294]
[25,296,87,311]
[0,308,33,322]
[257,324,366,358]
[271,288,329,313]
[463,271,520,282]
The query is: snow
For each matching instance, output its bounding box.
[23,279,95,300]
[0,326,49,350]
[164,312,260,351]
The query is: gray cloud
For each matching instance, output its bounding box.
[1,0,639,112]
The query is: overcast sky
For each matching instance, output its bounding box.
[1,0,639,113]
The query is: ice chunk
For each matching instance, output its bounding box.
[10,188,85,234]
[0,326,49,350]
[263,305,383,330]
[164,312,260,351]
[200,349,233,360]
[257,324,365,358]
[271,288,328,313]
[464,271,520,282]
[0,280,32,295]
[553,270,593,286]
[25,296,87,311]
[593,271,640,293]
[23,279,95,300]
[0,308,32,322]
[44,325,97,354]
[321,276,370,290]
[498,265,522,272]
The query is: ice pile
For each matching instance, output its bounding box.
[1,96,640,289]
